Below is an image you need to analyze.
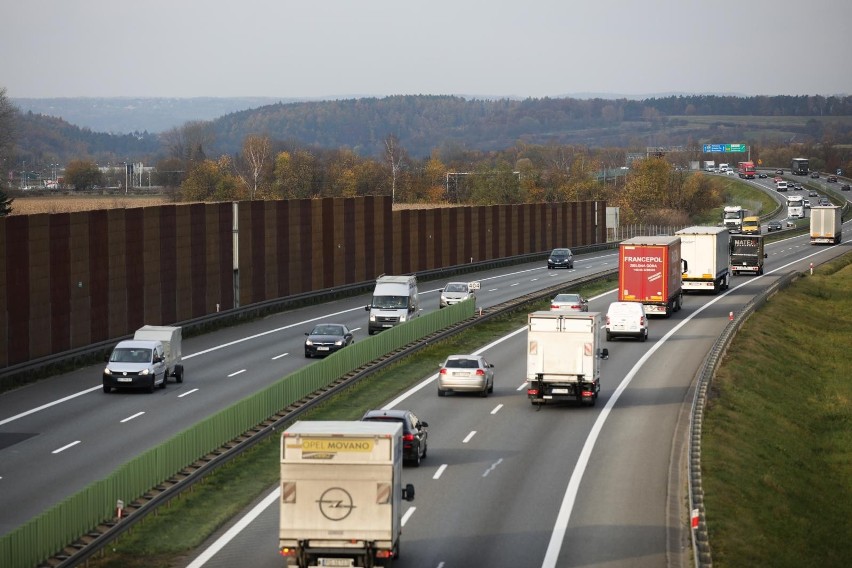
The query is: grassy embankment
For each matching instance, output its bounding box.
[702,252,852,568]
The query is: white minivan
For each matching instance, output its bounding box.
[605,301,649,342]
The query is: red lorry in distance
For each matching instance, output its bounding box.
[618,236,684,317]
[737,161,756,179]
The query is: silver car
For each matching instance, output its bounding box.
[438,355,495,397]
[439,281,475,308]
[550,293,589,311]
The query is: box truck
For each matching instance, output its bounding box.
[365,275,420,334]
[526,311,608,407]
[675,226,730,293]
[729,234,767,275]
[279,421,415,568]
[722,205,748,233]
[618,236,683,316]
[102,325,184,393]
[809,206,842,245]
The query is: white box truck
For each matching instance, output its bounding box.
[365,275,420,334]
[525,311,608,407]
[809,206,842,245]
[279,421,415,568]
[675,226,731,293]
[102,325,183,393]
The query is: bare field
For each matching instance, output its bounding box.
[8,195,175,215]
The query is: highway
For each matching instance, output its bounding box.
[0,173,848,566]
[184,225,851,568]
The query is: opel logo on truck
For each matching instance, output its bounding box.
[317,487,356,521]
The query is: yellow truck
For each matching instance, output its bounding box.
[741,216,761,235]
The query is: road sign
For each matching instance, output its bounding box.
[703,143,746,153]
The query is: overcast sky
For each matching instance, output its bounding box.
[2,0,849,100]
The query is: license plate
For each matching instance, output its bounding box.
[117,377,133,382]
[552,388,569,394]
[318,559,354,567]
[382,324,393,328]
[454,372,470,377]
[317,346,329,351]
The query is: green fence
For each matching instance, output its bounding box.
[0,300,475,568]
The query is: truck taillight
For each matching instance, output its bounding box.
[527,388,540,396]
[279,547,297,557]
[640,316,645,325]
[376,549,393,559]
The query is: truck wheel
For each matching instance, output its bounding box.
[176,365,184,383]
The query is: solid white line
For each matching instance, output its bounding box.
[462,431,476,443]
[178,389,199,398]
[52,441,81,454]
[401,506,416,526]
[227,370,246,377]
[0,386,101,426]
[271,353,289,360]
[433,464,448,480]
[490,404,503,415]
[539,252,822,567]
[483,458,503,477]
[120,412,145,423]
[185,487,280,568]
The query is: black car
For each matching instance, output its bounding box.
[766,221,783,232]
[758,173,768,179]
[547,247,574,269]
[810,171,820,178]
[842,184,851,192]
[826,175,837,183]
[775,169,784,175]
[361,409,428,466]
[808,189,819,197]
[304,323,354,358]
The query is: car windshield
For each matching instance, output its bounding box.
[554,294,580,303]
[445,358,479,369]
[372,295,408,309]
[312,325,343,336]
[111,348,152,363]
[444,283,467,293]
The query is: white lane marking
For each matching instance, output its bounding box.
[462,431,477,443]
[491,404,503,415]
[488,288,498,292]
[120,412,145,423]
[516,382,527,391]
[52,441,81,454]
[0,386,101,426]
[401,506,416,526]
[271,352,289,360]
[227,370,246,378]
[185,487,280,568]
[178,389,199,398]
[510,282,520,287]
[483,458,503,477]
[433,464,448,480]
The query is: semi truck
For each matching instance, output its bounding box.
[722,205,748,233]
[809,205,842,245]
[729,234,767,275]
[674,226,730,293]
[618,236,684,316]
[279,421,415,568]
[525,310,608,407]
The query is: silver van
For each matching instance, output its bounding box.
[605,301,648,342]
[103,340,168,392]
[366,275,420,334]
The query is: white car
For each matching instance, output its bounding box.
[605,301,648,342]
[439,281,476,308]
[550,293,589,311]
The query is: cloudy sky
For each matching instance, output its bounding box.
[2,0,849,99]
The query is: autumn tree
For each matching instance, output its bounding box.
[273,149,318,198]
[181,156,242,202]
[64,160,104,190]
[235,135,272,200]
[469,161,522,205]
[422,155,449,203]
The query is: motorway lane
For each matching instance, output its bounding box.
[0,250,614,536]
[185,227,852,568]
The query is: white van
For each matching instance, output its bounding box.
[365,275,420,334]
[605,301,648,342]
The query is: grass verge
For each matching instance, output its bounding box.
[702,252,852,567]
[79,278,616,568]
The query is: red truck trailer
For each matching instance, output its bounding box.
[618,236,683,317]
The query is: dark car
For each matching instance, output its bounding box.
[361,409,428,466]
[842,184,851,192]
[810,171,820,178]
[818,197,831,206]
[758,173,768,179]
[775,169,784,175]
[766,220,783,232]
[304,323,354,358]
[826,175,837,183]
[808,189,819,197]
[547,248,574,269]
